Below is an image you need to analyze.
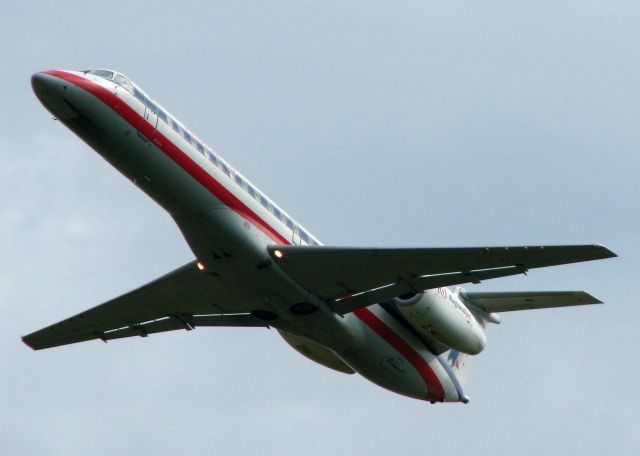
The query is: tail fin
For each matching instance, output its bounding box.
[439,348,472,403]
[445,349,473,387]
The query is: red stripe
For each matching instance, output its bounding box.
[44,70,445,400]
[354,307,445,401]
[43,70,290,246]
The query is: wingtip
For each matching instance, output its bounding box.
[581,291,604,305]
[588,295,604,305]
[593,244,617,259]
[21,336,37,351]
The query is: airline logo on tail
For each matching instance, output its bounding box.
[447,350,463,369]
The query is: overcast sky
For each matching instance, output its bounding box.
[2,1,639,454]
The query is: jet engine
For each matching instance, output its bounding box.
[395,288,486,355]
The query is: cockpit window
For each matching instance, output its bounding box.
[87,70,114,80]
[114,73,134,94]
[86,70,135,95]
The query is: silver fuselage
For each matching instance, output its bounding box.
[31,70,467,403]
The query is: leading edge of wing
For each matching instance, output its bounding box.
[270,244,616,265]
[268,244,616,313]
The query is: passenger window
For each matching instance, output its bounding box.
[183,131,193,144]
[209,152,219,166]
[133,87,145,103]
[196,142,205,154]
[157,109,168,123]
[272,206,282,220]
[170,119,181,133]
[300,231,309,243]
[259,194,269,209]
[246,184,256,199]
[220,163,231,177]
[285,217,294,230]
[234,174,244,187]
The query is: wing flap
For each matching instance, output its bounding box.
[459,291,602,313]
[24,313,267,350]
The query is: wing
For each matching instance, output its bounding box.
[23,260,267,350]
[268,244,616,314]
[458,290,602,313]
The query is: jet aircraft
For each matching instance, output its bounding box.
[25,69,616,403]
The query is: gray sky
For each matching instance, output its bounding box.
[2,1,639,454]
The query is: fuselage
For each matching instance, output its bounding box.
[32,69,472,403]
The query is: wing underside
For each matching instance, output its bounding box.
[268,244,615,314]
[24,244,615,350]
[23,261,267,350]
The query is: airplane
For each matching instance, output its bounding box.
[24,69,616,403]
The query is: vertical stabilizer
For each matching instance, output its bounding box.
[445,349,472,387]
[436,348,472,403]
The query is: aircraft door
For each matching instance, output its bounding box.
[138,103,159,142]
[292,225,301,245]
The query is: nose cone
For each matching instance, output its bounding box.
[31,71,59,97]
[31,71,80,119]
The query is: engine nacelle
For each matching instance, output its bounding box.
[396,288,486,355]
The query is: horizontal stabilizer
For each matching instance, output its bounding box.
[459,291,602,313]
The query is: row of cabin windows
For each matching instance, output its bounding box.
[131,87,317,246]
